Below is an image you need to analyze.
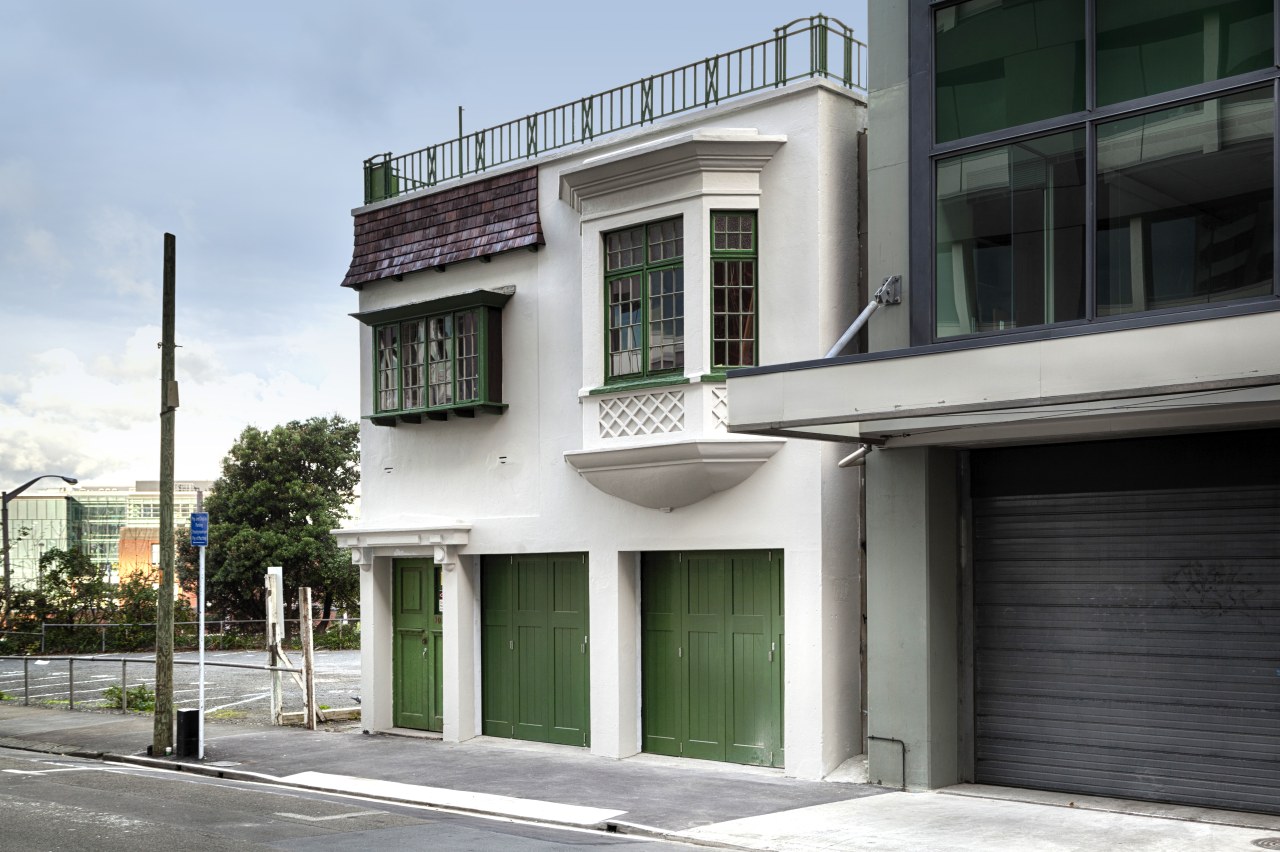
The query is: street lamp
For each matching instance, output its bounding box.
[2,474,78,624]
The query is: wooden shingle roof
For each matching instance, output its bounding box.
[341,167,543,289]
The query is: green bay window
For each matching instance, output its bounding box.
[357,289,509,423]
[925,0,1278,342]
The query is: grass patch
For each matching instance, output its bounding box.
[101,683,156,713]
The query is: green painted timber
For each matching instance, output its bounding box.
[482,553,590,746]
[641,550,784,767]
[392,559,443,732]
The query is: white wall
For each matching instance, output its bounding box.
[347,81,867,779]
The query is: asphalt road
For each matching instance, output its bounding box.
[0,650,361,726]
[0,746,702,851]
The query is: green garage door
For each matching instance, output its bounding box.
[482,554,590,746]
[642,550,784,767]
[392,559,443,732]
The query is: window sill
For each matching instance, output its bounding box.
[367,402,507,426]
[587,375,691,396]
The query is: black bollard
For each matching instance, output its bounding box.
[175,708,200,758]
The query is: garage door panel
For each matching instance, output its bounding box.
[977,539,1280,563]
[483,554,589,746]
[978,603,1280,628]
[642,550,782,768]
[977,751,1280,811]
[974,449,1280,814]
[979,675,1280,707]
[979,745,1280,792]
[978,707,1280,753]
[976,582,1280,609]
[685,627,726,757]
[979,701,1280,739]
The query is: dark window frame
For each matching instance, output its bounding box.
[909,0,1280,347]
[356,289,509,424]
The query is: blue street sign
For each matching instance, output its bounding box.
[190,512,209,547]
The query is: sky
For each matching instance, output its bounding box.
[0,1,868,488]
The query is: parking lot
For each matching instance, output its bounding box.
[0,649,361,725]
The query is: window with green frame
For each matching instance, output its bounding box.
[605,217,685,381]
[360,290,508,423]
[711,211,758,369]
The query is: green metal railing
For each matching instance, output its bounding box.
[363,14,867,203]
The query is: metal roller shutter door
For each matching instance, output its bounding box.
[974,454,1280,813]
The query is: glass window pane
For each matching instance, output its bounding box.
[647,218,683,261]
[935,128,1087,338]
[377,325,399,411]
[1097,0,1273,106]
[1096,89,1273,316]
[935,0,1085,143]
[428,315,454,407]
[400,319,425,410]
[648,268,684,372]
[454,310,480,403]
[608,274,643,378]
[606,226,645,271]
[712,258,758,368]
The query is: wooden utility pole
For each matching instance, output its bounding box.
[153,232,177,755]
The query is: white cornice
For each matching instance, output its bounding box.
[331,522,471,571]
[557,129,786,214]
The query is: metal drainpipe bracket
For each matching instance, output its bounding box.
[874,275,902,305]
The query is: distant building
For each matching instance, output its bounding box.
[6,481,212,588]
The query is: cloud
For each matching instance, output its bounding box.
[90,205,162,299]
[0,323,358,487]
[11,227,71,282]
[0,159,38,214]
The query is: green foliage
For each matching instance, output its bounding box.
[102,683,156,712]
[0,689,10,701]
[313,622,360,650]
[2,559,201,653]
[178,416,360,623]
[6,548,118,639]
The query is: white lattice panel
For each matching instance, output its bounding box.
[598,391,685,438]
[711,386,729,432]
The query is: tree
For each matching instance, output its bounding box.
[32,547,115,626]
[179,416,359,628]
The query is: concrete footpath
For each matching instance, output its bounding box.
[2,703,1279,851]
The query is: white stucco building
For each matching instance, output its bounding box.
[334,18,870,779]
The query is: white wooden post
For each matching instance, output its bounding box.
[299,586,316,731]
[266,566,284,725]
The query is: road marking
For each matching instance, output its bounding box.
[206,693,270,712]
[280,772,626,826]
[3,767,104,775]
[274,810,383,822]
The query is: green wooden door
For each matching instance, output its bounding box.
[482,554,589,746]
[641,550,784,767]
[393,559,443,732]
